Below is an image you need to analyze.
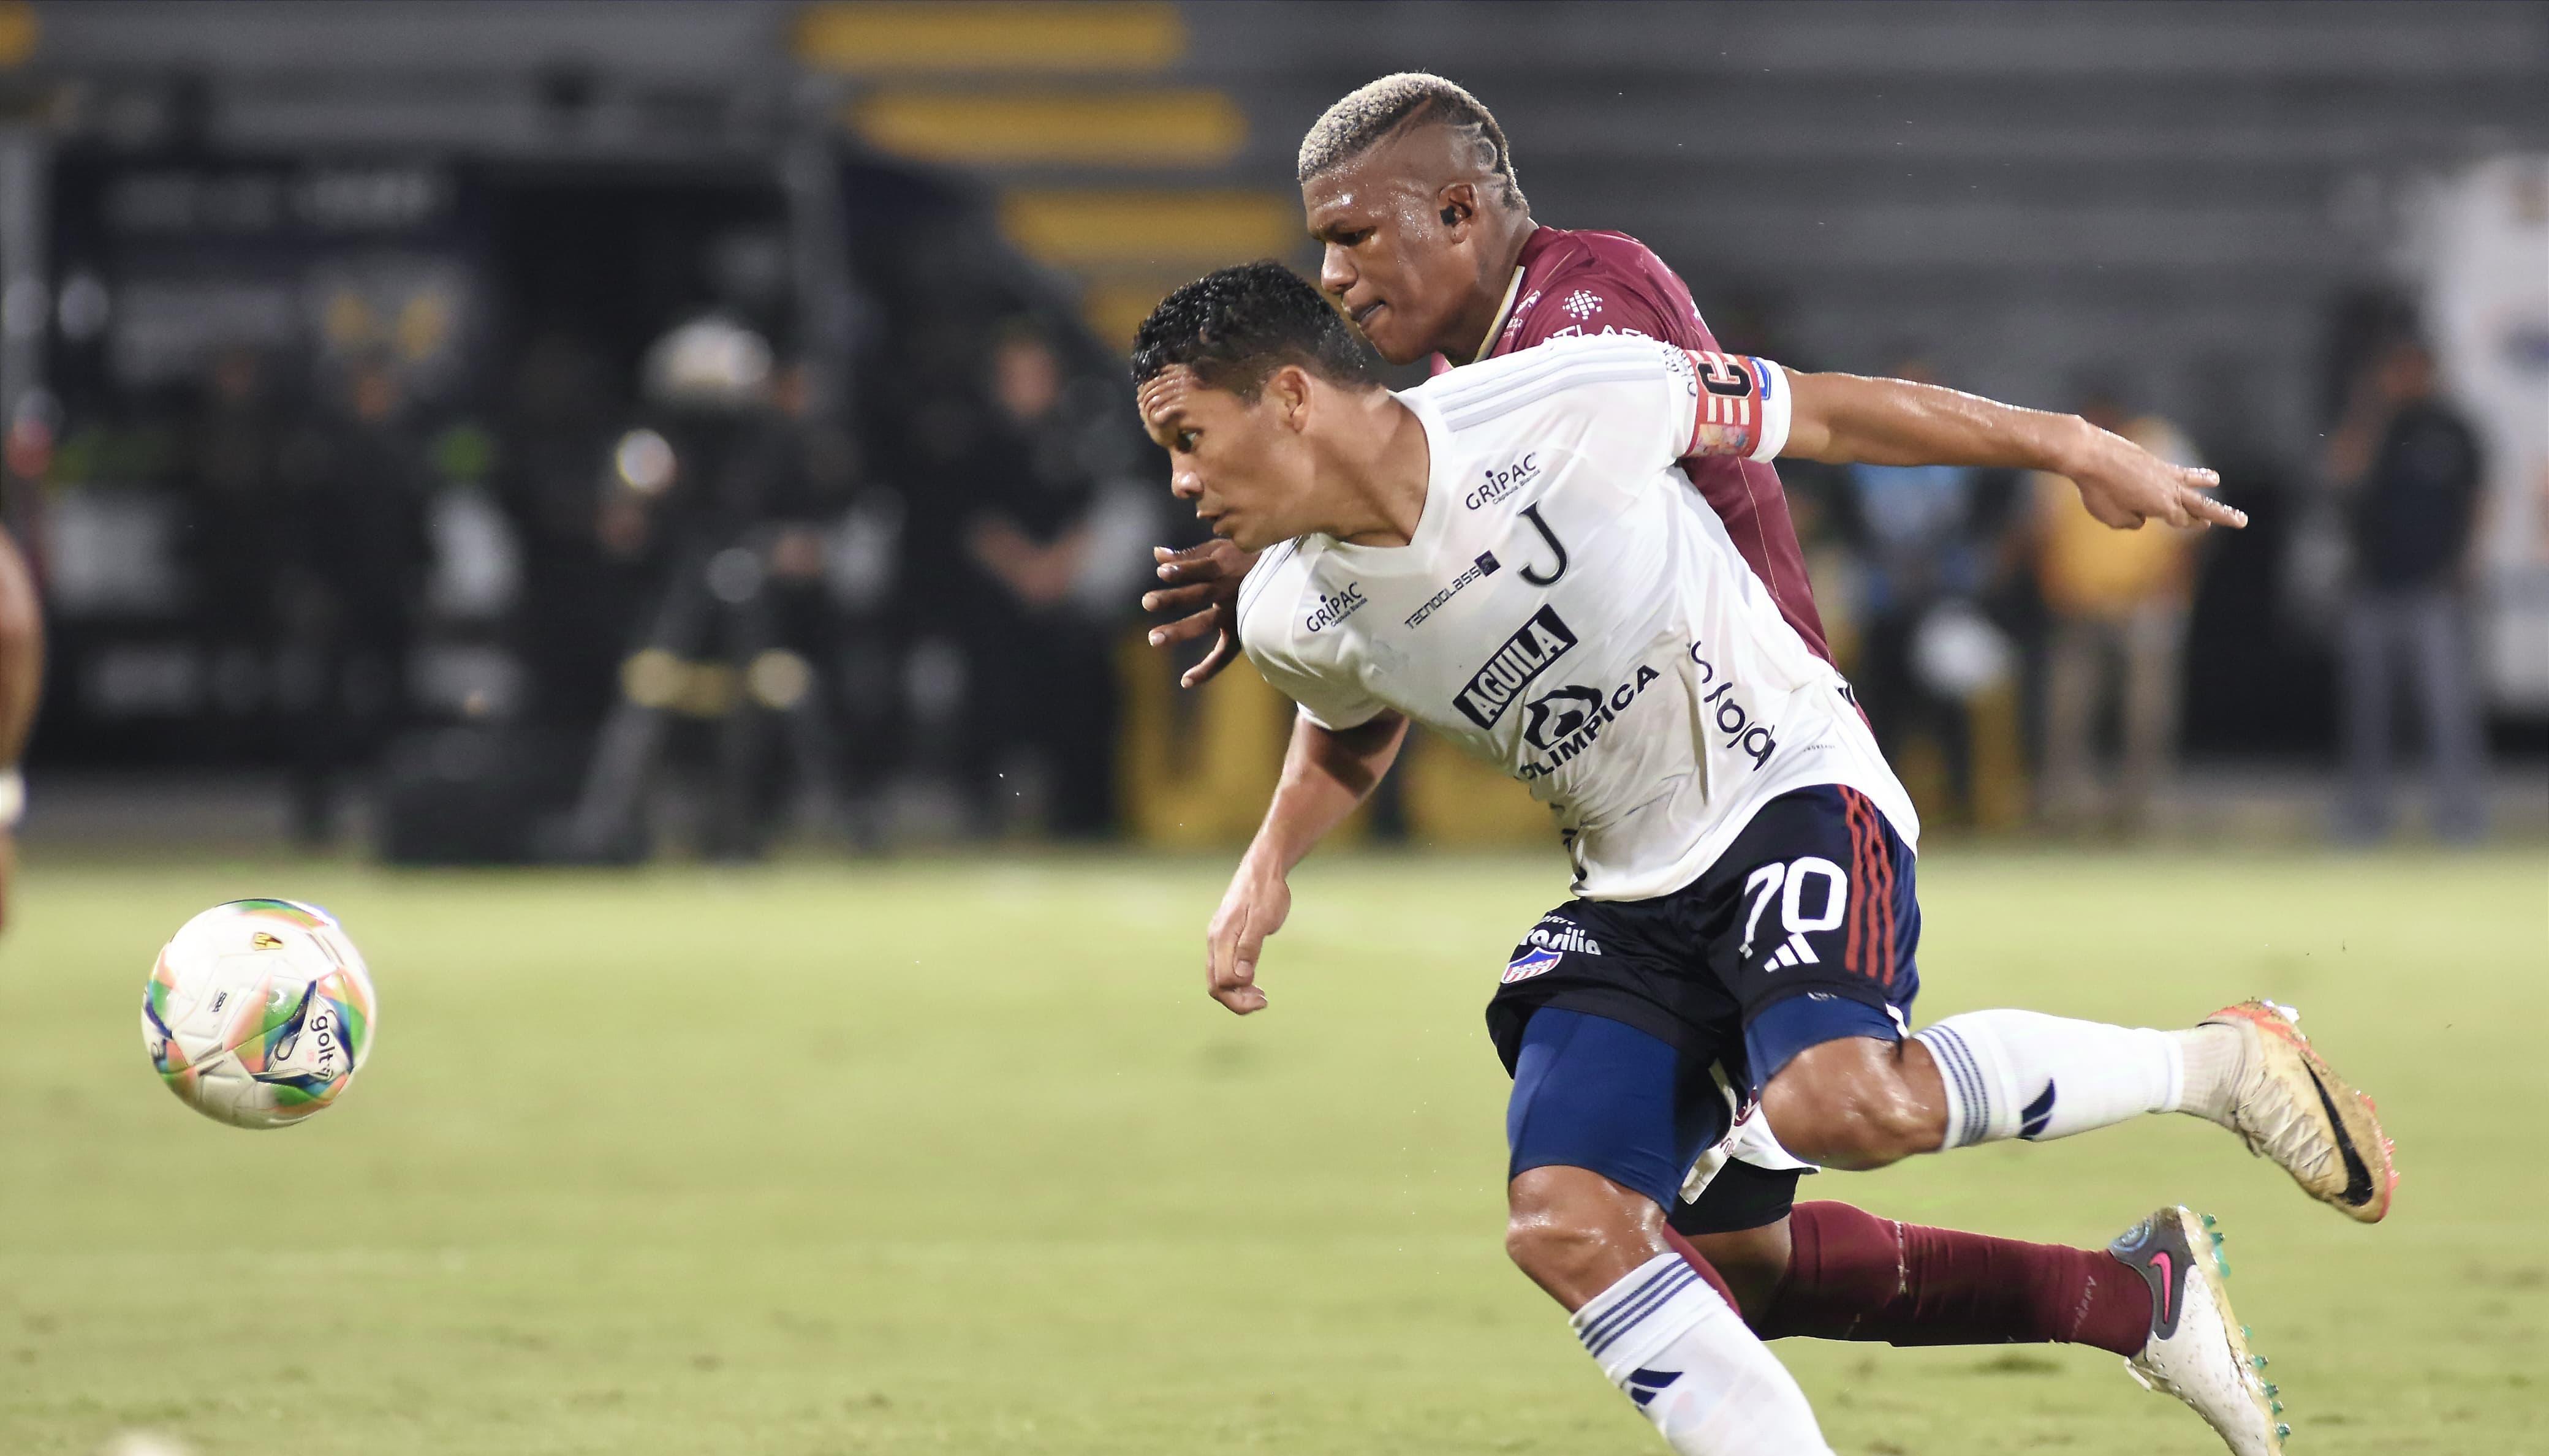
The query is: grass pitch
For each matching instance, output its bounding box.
[2,846,2542,1455]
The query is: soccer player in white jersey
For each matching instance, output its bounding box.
[1131,263,2393,1455]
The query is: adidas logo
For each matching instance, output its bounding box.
[1760,932,1817,970]
[2019,1081,2058,1140]
[1624,1367,1681,1409]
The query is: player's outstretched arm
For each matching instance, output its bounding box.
[1206,710,1409,1014]
[1780,371,2246,532]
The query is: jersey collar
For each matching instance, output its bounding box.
[1471,263,1528,364]
[1469,224,1556,363]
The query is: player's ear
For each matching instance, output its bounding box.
[1267,365,1314,431]
[1284,367,1325,431]
[1435,183,1476,234]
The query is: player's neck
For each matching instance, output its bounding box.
[1442,216,1539,362]
[1322,394,1433,548]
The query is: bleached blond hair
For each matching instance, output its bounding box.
[1295,72,1524,210]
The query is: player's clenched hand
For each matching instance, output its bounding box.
[1204,860,1290,1015]
[1143,540,1257,688]
[2069,430,2247,532]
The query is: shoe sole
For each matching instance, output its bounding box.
[2207,1000,2397,1224]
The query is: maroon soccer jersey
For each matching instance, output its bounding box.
[1443,225,1831,662]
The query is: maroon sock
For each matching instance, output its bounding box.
[1659,1226,1743,1313]
[1755,1201,2151,1356]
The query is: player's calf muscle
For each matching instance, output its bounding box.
[1684,1223,1791,1324]
[1761,1038,1949,1170]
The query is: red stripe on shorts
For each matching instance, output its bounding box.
[1879,805,1898,987]
[1859,790,1896,989]
[1841,788,1873,981]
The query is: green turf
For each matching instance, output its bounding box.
[2,847,2542,1455]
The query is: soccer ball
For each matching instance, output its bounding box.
[140,899,377,1129]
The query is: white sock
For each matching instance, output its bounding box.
[2168,1023,2248,1122]
[1570,1253,1834,1456]
[1914,1009,2184,1147]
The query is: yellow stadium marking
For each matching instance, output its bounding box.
[0,4,34,68]
[795,2,1183,74]
[1001,189,1300,268]
[853,89,1245,168]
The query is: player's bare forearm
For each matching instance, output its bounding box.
[1782,371,2086,470]
[1241,711,1409,877]
[1206,711,1405,1016]
[0,528,40,766]
[1780,371,2244,531]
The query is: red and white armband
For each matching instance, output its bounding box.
[1680,350,1790,462]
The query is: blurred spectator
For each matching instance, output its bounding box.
[1836,353,2020,828]
[2325,336,2488,843]
[956,323,1129,837]
[710,356,862,853]
[2028,390,2202,834]
[498,328,643,730]
[276,358,433,845]
[180,349,290,723]
[628,312,778,556]
[719,359,858,553]
[2177,353,2321,759]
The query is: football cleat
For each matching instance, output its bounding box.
[2113,1207,2286,1456]
[2201,998,2396,1223]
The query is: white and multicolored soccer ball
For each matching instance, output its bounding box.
[140,899,377,1129]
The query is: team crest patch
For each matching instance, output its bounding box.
[1502,946,1563,984]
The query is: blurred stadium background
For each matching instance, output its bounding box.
[1,4,2544,1455]
[0,0,2540,854]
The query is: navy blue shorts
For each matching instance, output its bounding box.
[1491,785,1920,1221]
[1507,1008,1725,1208]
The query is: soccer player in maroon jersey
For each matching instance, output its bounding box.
[1140,74,2290,1453]
[1151,78,2238,687]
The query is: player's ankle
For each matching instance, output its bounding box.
[2167,1024,2246,1123]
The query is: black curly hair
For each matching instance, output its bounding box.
[1131,261,1383,400]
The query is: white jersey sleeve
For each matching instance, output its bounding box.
[1450,337,1789,479]
[1259,654,1387,734]
[1432,334,1696,482]
[1238,538,1389,731]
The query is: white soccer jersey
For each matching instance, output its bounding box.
[1240,334,1919,901]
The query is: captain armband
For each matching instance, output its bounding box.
[1680,351,1791,463]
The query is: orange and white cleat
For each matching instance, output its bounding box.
[2200,999,2397,1223]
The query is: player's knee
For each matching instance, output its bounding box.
[1760,1042,1943,1170]
[1504,1166,1638,1292]
[1504,1201,1604,1287]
